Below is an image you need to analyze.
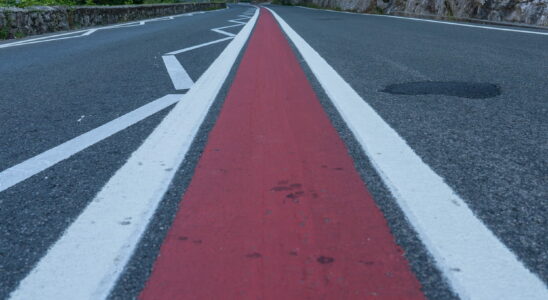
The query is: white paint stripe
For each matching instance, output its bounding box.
[166,37,233,55]
[162,55,194,90]
[387,15,548,35]
[0,34,88,48]
[0,94,182,193]
[297,6,548,36]
[0,30,90,48]
[229,19,247,24]
[160,8,250,91]
[82,29,98,36]
[211,28,236,37]
[268,8,548,300]
[215,23,246,30]
[9,8,259,300]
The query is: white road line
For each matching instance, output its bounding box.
[162,55,194,90]
[210,22,248,37]
[217,23,248,30]
[161,13,247,90]
[297,6,548,36]
[82,29,98,36]
[229,19,247,25]
[9,8,259,300]
[0,33,89,48]
[166,37,233,55]
[0,30,89,48]
[0,94,182,193]
[268,8,548,300]
[211,28,237,37]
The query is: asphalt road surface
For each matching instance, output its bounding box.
[0,3,546,300]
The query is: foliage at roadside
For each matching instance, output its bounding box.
[271,0,291,5]
[1,0,76,7]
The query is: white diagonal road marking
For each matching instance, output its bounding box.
[0,94,182,193]
[162,13,249,90]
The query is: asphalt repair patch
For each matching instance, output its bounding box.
[382,81,501,99]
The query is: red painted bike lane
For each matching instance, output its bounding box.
[140,8,424,299]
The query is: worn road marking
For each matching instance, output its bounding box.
[0,94,182,193]
[8,8,258,300]
[268,7,548,300]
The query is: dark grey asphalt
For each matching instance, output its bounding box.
[269,3,548,290]
[0,7,239,171]
[1,3,546,299]
[0,4,252,298]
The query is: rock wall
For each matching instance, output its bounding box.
[290,0,548,26]
[0,2,226,40]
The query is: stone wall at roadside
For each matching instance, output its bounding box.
[289,0,547,26]
[0,2,226,39]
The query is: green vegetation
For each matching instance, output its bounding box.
[272,1,383,15]
[371,6,384,15]
[1,0,77,7]
[271,0,292,5]
[0,27,9,39]
[0,0,216,8]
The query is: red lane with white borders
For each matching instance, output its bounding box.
[140,8,424,299]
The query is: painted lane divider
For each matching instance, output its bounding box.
[267,7,548,300]
[0,94,182,193]
[140,8,424,299]
[8,8,259,300]
[162,14,252,90]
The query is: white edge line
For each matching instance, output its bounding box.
[162,55,194,90]
[0,34,87,47]
[295,5,548,36]
[267,7,548,300]
[0,7,229,49]
[0,94,182,193]
[82,29,98,36]
[0,30,90,48]
[8,7,259,300]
